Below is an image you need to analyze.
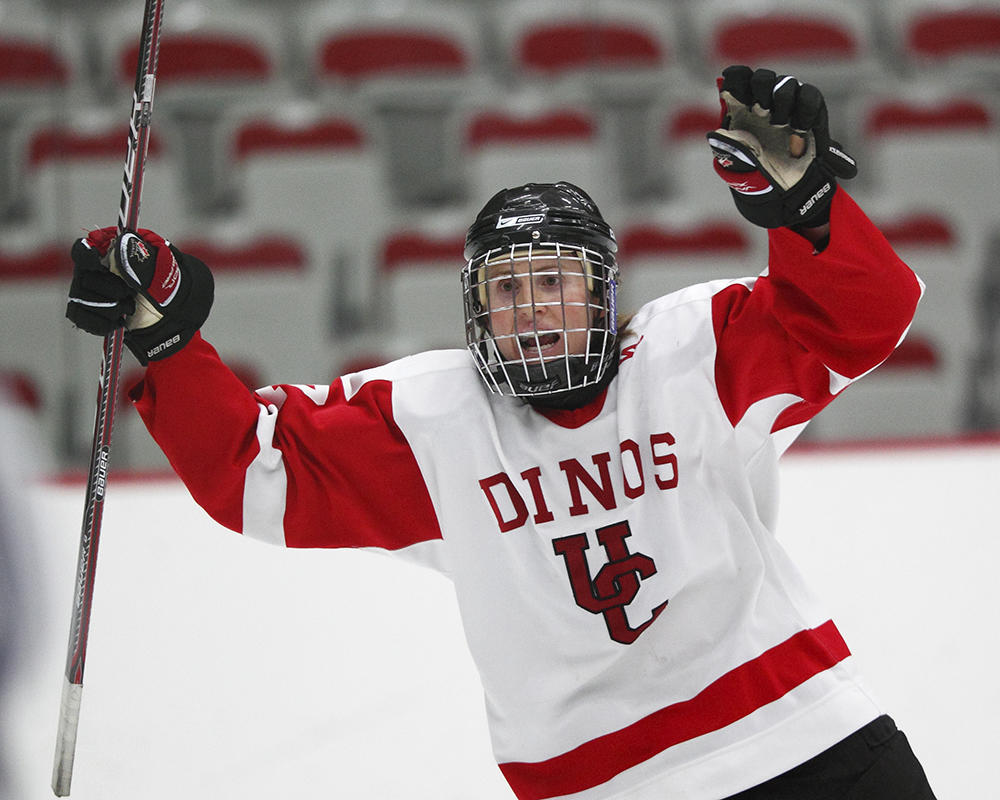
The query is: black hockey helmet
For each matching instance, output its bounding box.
[463,182,617,262]
[461,182,620,405]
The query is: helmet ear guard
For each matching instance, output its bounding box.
[462,182,620,402]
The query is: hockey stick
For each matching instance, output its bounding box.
[52,1,165,795]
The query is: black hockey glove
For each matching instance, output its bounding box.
[66,227,214,365]
[706,65,857,229]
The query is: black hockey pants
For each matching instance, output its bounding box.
[723,715,937,800]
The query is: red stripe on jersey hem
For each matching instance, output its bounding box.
[498,620,850,800]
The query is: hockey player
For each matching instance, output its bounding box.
[65,67,937,799]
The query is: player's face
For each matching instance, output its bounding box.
[483,253,594,364]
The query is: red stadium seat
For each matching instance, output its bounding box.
[299,0,481,92]
[0,241,65,281]
[102,2,288,104]
[166,221,334,389]
[0,231,74,461]
[317,29,470,83]
[117,33,272,86]
[907,8,1000,60]
[0,33,69,93]
[493,1,680,202]
[496,0,678,96]
[465,109,598,149]
[219,100,390,331]
[380,231,465,273]
[690,0,878,94]
[461,97,613,207]
[0,370,42,412]
[0,3,88,109]
[807,203,982,440]
[616,215,759,312]
[0,5,90,218]
[856,89,1000,221]
[297,3,482,205]
[889,3,1000,79]
[710,16,858,65]
[95,2,291,213]
[515,20,664,77]
[863,98,991,137]
[174,234,307,275]
[13,107,188,239]
[376,224,468,351]
[659,97,736,210]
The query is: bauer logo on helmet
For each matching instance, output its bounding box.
[496,214,546,229]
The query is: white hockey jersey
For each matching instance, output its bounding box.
[133,191,923,799]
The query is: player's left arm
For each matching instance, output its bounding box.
[705,66,923,428]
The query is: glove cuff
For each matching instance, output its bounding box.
[124,244,214,364]
[708,128,838,229]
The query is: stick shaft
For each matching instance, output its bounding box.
[52,1,165,794]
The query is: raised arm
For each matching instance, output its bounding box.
[712,190,921,431]
[67,228,441,551]
[703,66,922,432]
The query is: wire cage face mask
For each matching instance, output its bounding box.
[462,241,619,398]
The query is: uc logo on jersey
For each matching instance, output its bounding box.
[553,521,668,644]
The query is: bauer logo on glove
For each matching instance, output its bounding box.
[706,65,857,230]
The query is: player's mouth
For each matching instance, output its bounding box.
[518,332,562,360]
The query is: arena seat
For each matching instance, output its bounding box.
[0,4,91,220]
[460,93,615,209]
[12,107,188,240]
[171,222,337,382]
[689,0,878,98]
[885,2,1000,80]
[0,231,76,461]
[220,100,391,334]
[966,228,1000,430]
[100,0,288,104]
[657,92,745,212]
[806,203,981,441]
[494,0,678,90]
[296,2,484,205]
[0,2,89,113]
[374,219,468,353]
[492,0,682,201]
[0,370,41,413]
[95,0,292,212]
[615,212,762,314]
[854,88,1000,223]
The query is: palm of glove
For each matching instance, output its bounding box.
[707,65,857,229]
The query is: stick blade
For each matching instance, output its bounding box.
[52,678,83,796]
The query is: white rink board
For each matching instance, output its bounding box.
[5,443,999,799]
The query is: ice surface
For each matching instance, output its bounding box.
[4,442,998,799]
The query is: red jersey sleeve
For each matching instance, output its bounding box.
[130,333,442,550]
[712,190,923,432]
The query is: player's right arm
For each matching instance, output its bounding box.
[66,229,442,553]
